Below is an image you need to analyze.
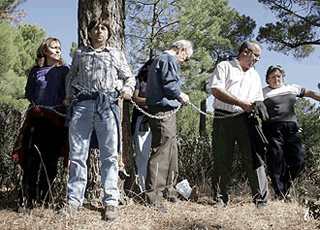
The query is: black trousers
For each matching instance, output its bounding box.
[21,116,67,206]
[262,121,304,197]
[212,113,269,204]
[145,106,178,204]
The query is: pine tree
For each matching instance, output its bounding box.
[257,0,320,59]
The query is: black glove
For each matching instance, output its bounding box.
[254,101,269,121]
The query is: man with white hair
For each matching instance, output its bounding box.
[145,40,193,213]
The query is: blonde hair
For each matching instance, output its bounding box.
[36,38,64,67]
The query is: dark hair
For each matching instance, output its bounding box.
[238,40,261,55]
[88,18,112,44]
[36,38,64,67]
[265,65,285,84]
[137,59,154,82]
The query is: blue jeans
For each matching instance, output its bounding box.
[67,100,119,207]
[133,115,152,190]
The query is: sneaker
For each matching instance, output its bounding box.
[257,202,268,210]
[103,205,118,221]
[213,199,226,208]
[153,202,168,213]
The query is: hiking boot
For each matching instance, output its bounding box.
[103,205,118,221]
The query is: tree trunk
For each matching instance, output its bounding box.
[78,0,136,203]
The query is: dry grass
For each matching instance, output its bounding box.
[0,195,319,230]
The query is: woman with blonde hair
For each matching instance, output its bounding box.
[13,37,69,211]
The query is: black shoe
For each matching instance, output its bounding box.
[214,199,226,208]
[257,202,267,210]
[17,200,34,214]
[153,202,168,213]
[17,206,27,214]
[285,195,295,203]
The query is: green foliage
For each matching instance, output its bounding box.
[0,21,18,75]
[177,90,203,134]
[177,129,213,188]
[16,24,46,76]
[0,22,46,112]
[296,98,320,180]
[0,70,29,110]
[69,41,78,58]
[257,0,320,59]
[0,21,29,110]
[176,89,214,136]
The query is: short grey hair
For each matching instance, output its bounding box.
[172,40,193,56]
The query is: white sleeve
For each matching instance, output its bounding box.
[208,62,227,89]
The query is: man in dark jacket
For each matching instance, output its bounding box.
[145,40,193,213]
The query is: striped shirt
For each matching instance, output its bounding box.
[263,84,305,122]
[65,46,135,98]
[208,58,264,113]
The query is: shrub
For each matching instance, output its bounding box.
[0,103,23,189]
[177,130,213,191]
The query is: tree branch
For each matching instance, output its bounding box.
[268,0,320,27]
